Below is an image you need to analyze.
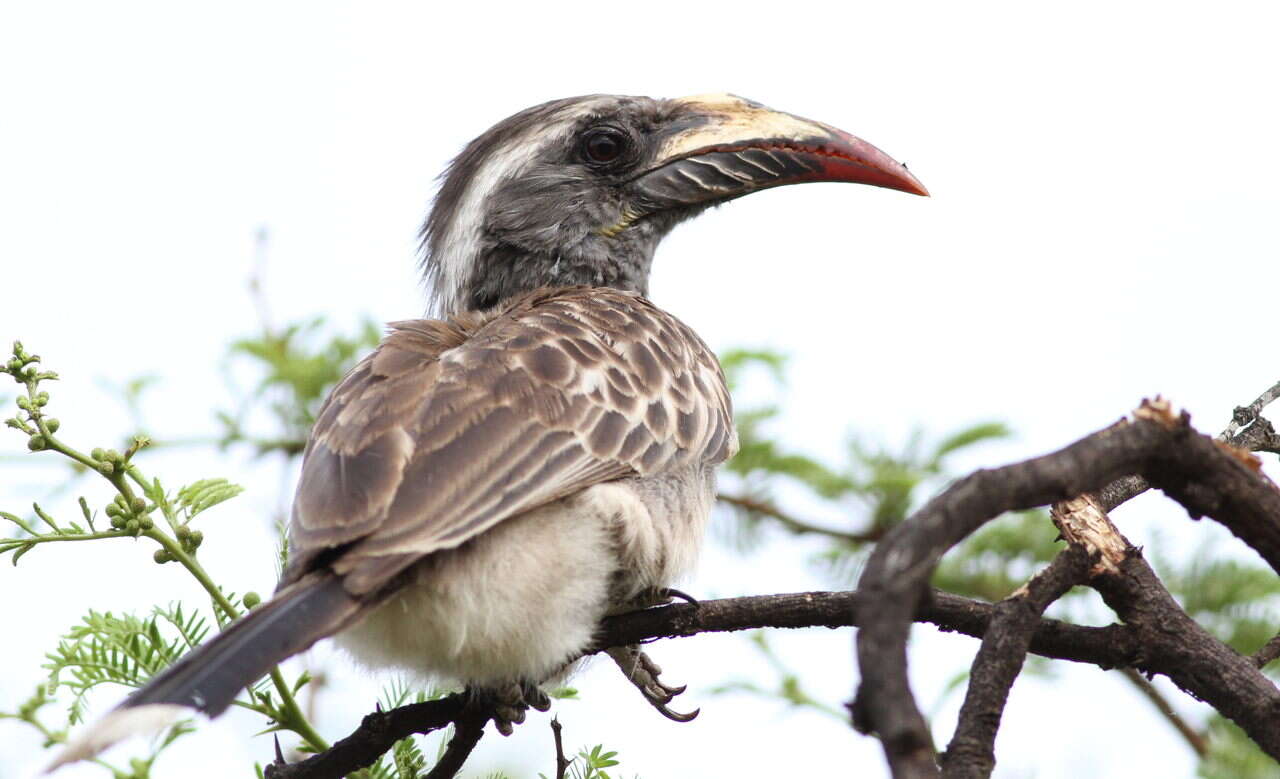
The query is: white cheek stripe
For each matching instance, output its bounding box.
[430,101,605,315]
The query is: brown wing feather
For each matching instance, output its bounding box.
[284,287,736,595]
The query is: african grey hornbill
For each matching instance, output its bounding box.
[53,93,927,766]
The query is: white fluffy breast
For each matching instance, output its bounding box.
[335,465,715,687]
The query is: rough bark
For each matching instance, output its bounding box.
[852,399,1280,778]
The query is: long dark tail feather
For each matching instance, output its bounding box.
[126,573,359,716]
[48,573,360,772]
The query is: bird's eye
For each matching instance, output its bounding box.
[581,127,628,165]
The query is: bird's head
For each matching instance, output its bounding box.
[421,93,927,314]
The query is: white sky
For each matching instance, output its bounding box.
[2,2,1279,777]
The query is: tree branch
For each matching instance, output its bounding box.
[422,709,487,779]
[851,400,1280,778]
[1224,380,1280,443]
[716,492,882,544]
[1252,632,1280,669]
[1051,496,1253,763]
[1118,667,1209,758]
[939,546,1091,778]
[264,695,466,779]
[551,717,571,779]
[264,587,1146,779]
[1096,380,1280,510]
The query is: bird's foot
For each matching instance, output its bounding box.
[478,681,551,736]
[605,644,699,723]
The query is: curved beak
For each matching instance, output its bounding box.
[632,94,928,211]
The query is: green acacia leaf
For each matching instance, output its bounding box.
[933,421,1012,461]
[176,478,244,519]
[11,542,35,565]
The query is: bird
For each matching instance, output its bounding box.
[52,92,927,767]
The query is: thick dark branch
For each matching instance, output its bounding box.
[423,709,488,779]
[1097,381,1280,511]
[939,547,1091,778]
[265,588,1143,779]
[1054,499,1219,762]
[1051,494,1264,760]
[1090,549,1280,757]
[1143,419,1280,575]
[921,592,1138,668]
[598,589,1143,668]
[264,695,467,779]
[851,403,1280,778]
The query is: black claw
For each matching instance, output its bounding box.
[656,704,700,723]
[660,682,687,697]
[659,587,699,605]
[606,645,699,724]
[273,733,285,764]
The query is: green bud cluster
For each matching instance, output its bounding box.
[4,345,60,448]
[87,447,126,475]
[104,493,153,535]
[174,524,205,554]
[4,342,41,382]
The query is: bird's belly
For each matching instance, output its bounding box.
[335,466,715,687]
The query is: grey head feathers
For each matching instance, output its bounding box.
[418,95,705,316]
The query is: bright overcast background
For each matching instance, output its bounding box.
[3,2,1279,778]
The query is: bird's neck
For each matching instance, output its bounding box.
[456,241,655,313]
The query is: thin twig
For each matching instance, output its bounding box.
[1119,668,1209,758]
[1222,380,1280,441]
[1251,632,1280,669]
[716,492,881,543]
[551,717,572,779]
